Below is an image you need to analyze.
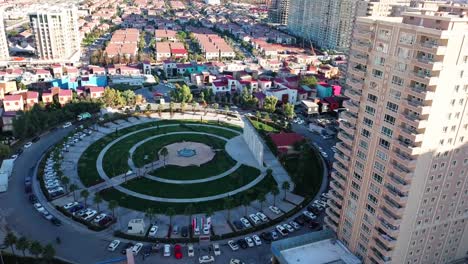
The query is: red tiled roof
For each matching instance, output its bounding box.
[59,89,72,97]
[89,86,105,93]
[3,94,22,101]
[269,132,304,148]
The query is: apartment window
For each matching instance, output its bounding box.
[374,161,385,173]
[350,191,359,201]
[386,102,399,113]
[396,47,411,59]
[352,181,361,191]
[389,89,401,100]
[376,149,388,161]
[368,194,378,205]
[379,138,391,149]
[361,223,370,234]
[373,173,383,184]
[359,233,369,243]
[355,161,365,171]
[361,128,371,138]
[384,114,396,125]
[365,105,375,115]
[357,150,367,160]
[363,117,373,128]
[372,69,384,79]
[381,126,393,138]
[395,62,408,72]
[374,57,385,66]
[359,140,368,150]
[367,93,378,103]
[353,172,362,181]
[366,204,376,215]
[392,75,404,86]
[369,182,380,194]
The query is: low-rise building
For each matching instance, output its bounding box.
[3,94,24,112]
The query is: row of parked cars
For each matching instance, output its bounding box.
[62,202,113,227]
[43,156,65,198]
[29,195,61,226]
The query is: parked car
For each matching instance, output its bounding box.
[199,255,215,263]
[29,195,38,203]
[268,206,281,215]
[237,239,248,249]
[240,218,251,228]
[62,122,72,128]
[213,243,221,256]
[303,211,316,220]
[132,243,143,255]
[252,235,262,246]
[290,221,301,230]
[163,244,171,257]
[228,240,239,251]
[294,215,306,226]
[248,214,261,225]
[233,220,244,230]
[34,203,45,213]
[271,231,279,240]
[276,225,288,236]
[256,212,268,222]
[148,225,158,237]
[181,226,189,237]
[83,210,97,221]
[283,223,295,233]
[188,244,195,257]
[244,237,254,248]
[230,259,245,264]
[93,213,107,223]
[174,244,182,259]
[108,240,120,252]
[24,142,32,148]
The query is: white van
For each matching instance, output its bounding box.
[163,244,171,257]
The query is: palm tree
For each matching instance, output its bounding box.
[42,244,55,262]
[184,204,194,229]
[258,192,266,211]
[224,105,229,114]
[158,104,163,116]
[145,208,156,223]
[241,195,250,216]
[213,103,219,116]
[16,236,29,257]
[205,207,214,219]
[166,207,176,227]
[169,101,175,116]
[108,200,118,218]
[69,184,78,201]
[160,147,169,167]
[281,181,291,200]
[93,194,103,211]
[28,241,43,258]
[4,232,17,257]
[80,189,90,207]
[271,186,280,206]
[61,176,70,193]
[223,197,234,222]
[256,110,261,121]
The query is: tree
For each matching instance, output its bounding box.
[300,75,318,87]
[93,194,103,211]
[0,143,10,159]
[28,241,43,258]
[42,243,56,262]
[241,195,250,216]
[166,207,176,227]
[4,232,17,257]
[69,184,78,201]
[160,147,169,167]
[108,200,118,218]
[192,101,197,113]
[271,186,280,206]
[158,104,163,116]
[264,95,278,113]
[258,192,266,211]
[224,197,234,222]
[184,204,194,230]
[170,84,193,103]
[213,103,219,116]
[61,176,70,193]
[255,111,261,121]
[80,189,90,207]
[180,101,186,113]
[281,181,291,200]
[145,208,156,223]
[169,102,175,116]
[16,236,29,257]
[121,90,136,106]
[283,103,295,120]
[224,105,229,113]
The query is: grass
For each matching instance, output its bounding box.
[99,173,277,214]
[249,119,279,133]
[122,165,260,198]
[78,120,242,186]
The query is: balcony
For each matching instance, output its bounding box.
[352,41,371,53]
[379,206,402,227]
[341,111,357,125]
[344,88,362,102]
[336,142,352,156]
[339,120,355,137]
[384,184,408,205]
[388,172,411,192]
[399,125,424,144]
[349,65,366,78]
[324,216,338,232]
[383,195,405,217]
[327,199,342,212]
[373,236,394,254]
[393,148,417,168]
[376,229,397,248]
[403,98,432,115]
[332,161,348,176]
[350,53,368,64]
[330,190,343,206]
[347,78,364,91]
[370,247,392,263]
[330,180,345,196]
[412,70,438,86]
[343,100,360,113]
[418,41,447,55]
[355,29,373,40]
[397,137,420,156]
[331,170,347,186]
[408,84,435,101]
[414,56,444,71]
[400,112,428,130]
[377,217,400,237]
[326,207,341,223]
[391,159,413,176]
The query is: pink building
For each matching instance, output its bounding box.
[3,94,24,112]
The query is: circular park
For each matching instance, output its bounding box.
[45,112,325,241]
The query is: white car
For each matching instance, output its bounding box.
[321,151,328,158]
[132,243,143,255]
[276,225,288,236]
[34,203,45,213]
[163,244,171,257]
[290,221,301,230]
[203,225,210,235]
[107,240,120,251]
[321,192,331,199]
[248,214,261,225]
[283,223,295,233]
[188,244,195,257]
[83,210,97,220]
[24,142,32,148]
[93,213,107,223]
[314,200,327,207]
[199,255,215,263]
[244,237,254,248]
[252,235,262,246]
[269,206,281,215]
[62,122,72,128]
[256,212,268,222]
[240,217,251,228]
[227,240,239,251]
[230,259,244,264]
[213,243,221,256]
[303,210,316,220]
[148,225,158,237]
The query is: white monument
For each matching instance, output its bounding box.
[243,119,264,167]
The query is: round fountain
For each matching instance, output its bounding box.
[177,148,197,158]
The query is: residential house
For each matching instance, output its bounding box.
[58,89,73,105]
[88,86,105,99]
[3,94,24,112]
[25,91,39,109]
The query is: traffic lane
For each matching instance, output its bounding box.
[0,127,116,264]
[291,123,337,158]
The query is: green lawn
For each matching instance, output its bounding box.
[122,165,259,198]
[78,120,242,186]
[99,173,277,214]
[249,119,279,133]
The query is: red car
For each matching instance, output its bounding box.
[174,244,183,259]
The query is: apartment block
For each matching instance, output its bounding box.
[325,9,468,264]
[0,11,9,61]
[268,0,289,25]
[29,4,80,61]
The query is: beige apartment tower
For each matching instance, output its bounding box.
[325,9,468,264]
[29,4,80,61]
